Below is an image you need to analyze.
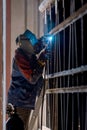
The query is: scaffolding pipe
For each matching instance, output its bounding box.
[2,0,6,130]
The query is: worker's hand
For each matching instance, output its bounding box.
[6,103,15,116]
[36,46,46,59]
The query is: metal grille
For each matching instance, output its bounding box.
[44,1,87,130]
[28,1,87,130]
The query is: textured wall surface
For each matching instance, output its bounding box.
[11,0,42,61]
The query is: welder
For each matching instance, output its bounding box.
[7,29,49,110]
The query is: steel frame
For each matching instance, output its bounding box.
[28,3,87,130]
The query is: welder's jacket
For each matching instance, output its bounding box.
[7,48,44,109]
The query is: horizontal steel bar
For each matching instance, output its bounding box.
[46,85,87,94]
[49,3,87,35]
[45,65,87,79]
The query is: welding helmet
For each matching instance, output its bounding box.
[16,29,38,46]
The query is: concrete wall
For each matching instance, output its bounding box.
[11,0,25,62]
[11,0,43,62]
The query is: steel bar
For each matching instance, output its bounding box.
[65,24,72,130]
[45,65,87,79]
[49,3,87,35]
[30,2,87,130]
[46,85,87,94]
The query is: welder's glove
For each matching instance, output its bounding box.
[34,39,51,61]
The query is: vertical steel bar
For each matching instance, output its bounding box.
[80,1,84,129]
[57,1,64,129]
[58,31,64,130]
[62,0,66,129]
[71,0,75,129]
[74,21,81,130]
[66,25,72,130]
[54,1,59,129]
[85,95,87,130]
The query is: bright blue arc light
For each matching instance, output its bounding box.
[44,34,53,42]
[48,36,52,41]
